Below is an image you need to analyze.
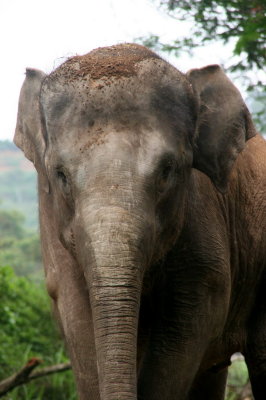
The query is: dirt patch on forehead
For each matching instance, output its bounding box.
[49,43,161,82]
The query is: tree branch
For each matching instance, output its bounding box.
[0,358,71,397]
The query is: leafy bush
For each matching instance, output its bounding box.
[0,210,42,277]
[226,358,251,400]
[0,266,77,399]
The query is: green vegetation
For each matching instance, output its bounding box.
[0,265,77,399]
[226,359,251,399]
[0,210,41,278]
[159,0,265,71]
[0,143,76,398]
[0,142,40,278]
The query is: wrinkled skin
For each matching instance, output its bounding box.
[14,44,266,400]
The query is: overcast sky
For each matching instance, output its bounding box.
[0,0,234,141]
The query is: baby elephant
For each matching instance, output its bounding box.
[15,43,266,400]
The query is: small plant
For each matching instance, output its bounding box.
[226,357,253,400]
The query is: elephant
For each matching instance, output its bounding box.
[14,43,266,400]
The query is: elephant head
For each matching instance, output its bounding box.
[14,44,255,400]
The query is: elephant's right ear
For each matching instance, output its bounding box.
[14,68,47,169]
[187,65,256,193]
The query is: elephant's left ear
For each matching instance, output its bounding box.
[187,65,256,193]
[14,68,47,170]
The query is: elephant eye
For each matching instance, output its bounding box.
[56,170,68,186]
[157,157,176,195]
[55,168,72,197]
[161,164,173,181]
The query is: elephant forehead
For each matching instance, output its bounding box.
[41,75,195,144]
[41,88,156,149]
[41,43,192,126]
[47,43,160,83]
[41,44,197,149]
[43,79,150,122]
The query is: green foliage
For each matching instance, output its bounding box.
[159,0,266,71]
[228,359,249,386]
[0,142,40,276]
[0,210,25,240]
[0,210,42,277]
[0,266,52,368]
[0,265,77,399]
[0,158,76,399]
[226,359,250,399]
[0,204,76,397]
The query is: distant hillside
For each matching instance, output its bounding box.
[0,140,38,230]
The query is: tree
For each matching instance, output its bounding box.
[0,358,71,397]
[152,0,266,74]
[0,210,25,240]
[0,210,42,276]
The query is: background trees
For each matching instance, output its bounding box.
[158,0,266,72]
[0,144,76,399]
[0,266,76,400]
[0,210,42,277]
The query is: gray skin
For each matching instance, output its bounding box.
[14,43,266,400]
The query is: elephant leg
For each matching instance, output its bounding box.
[138,333,214,400]
[138,245,231,400]
[244,309,266,399]
[137,277,230,399]
[188,368,228,400]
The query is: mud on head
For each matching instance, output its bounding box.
[40,43,198,145]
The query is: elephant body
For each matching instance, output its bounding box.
[14,44,266,400]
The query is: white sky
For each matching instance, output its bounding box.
[0,0,235,141]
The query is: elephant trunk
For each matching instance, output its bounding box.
[90,275,140,400]
[77,204,148,400]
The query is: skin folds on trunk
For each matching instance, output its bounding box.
[91,283,139,400]
[76,203,148,400]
